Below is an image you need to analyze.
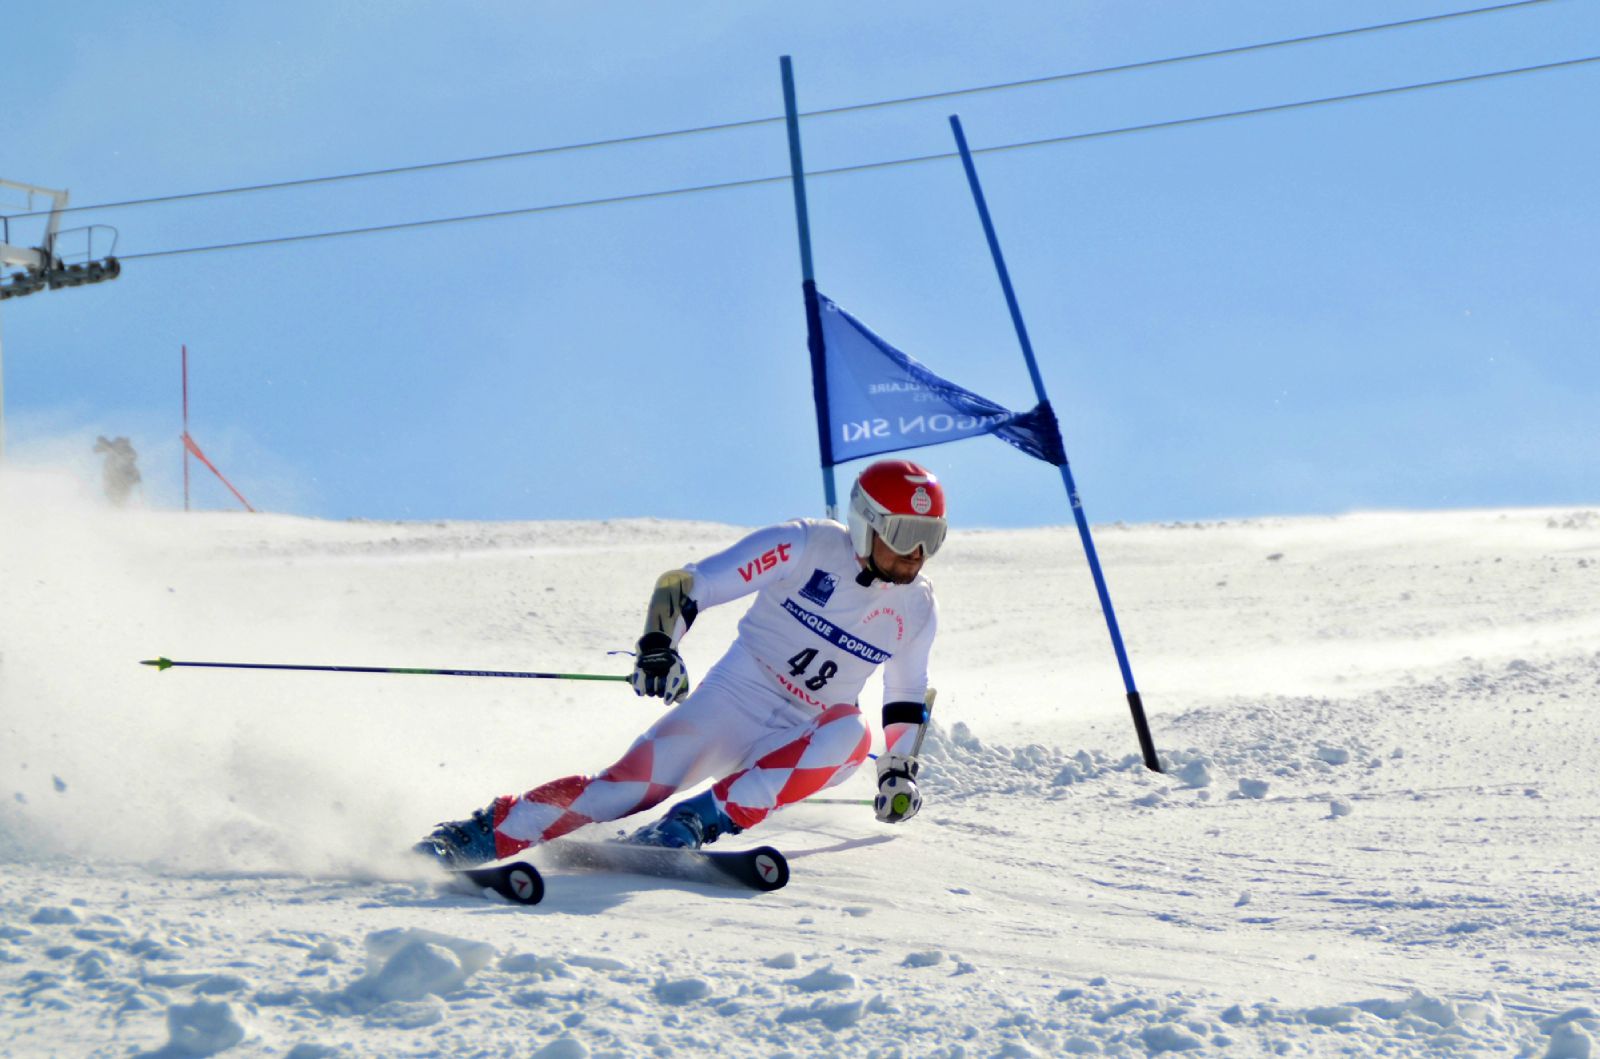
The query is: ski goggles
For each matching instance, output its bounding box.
[876,513,947,559]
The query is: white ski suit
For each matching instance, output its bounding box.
[491,518,937,853]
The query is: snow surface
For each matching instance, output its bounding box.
[2,465,1598,1057]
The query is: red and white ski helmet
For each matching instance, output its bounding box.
[847,459,948,561]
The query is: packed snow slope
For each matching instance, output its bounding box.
[2,466,1598,1057]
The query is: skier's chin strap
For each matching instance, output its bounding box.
[858,528,921,585]
[856,546,895,585]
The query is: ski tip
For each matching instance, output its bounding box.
[498,862,545,905]
[453,860,545,905]
[747,846,790,891]
[140,657,174,671]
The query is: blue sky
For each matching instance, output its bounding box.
[3,1,1596,528]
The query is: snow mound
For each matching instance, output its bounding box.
[326,928,496,1013]
[159,998,247,1056]
[652,977,711,1005]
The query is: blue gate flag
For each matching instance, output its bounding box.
[816,291,1067,468]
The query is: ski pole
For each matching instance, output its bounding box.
[140,657,630,683]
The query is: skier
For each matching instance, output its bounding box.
[416,458,946,867]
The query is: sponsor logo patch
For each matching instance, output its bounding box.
[798,568,839,607]
[781,598,892,664]
[738,542,793,582]
[862,606,905,641]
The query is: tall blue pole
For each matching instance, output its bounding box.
[949,114,1161,773]
[780,55,838,519]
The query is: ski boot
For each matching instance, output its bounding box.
[413,804,498,868]
[628,789,742,850]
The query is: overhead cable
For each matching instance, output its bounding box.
[116,53,1600,263]
[7,0,1555,221]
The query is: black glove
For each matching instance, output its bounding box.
[630,632,689,703]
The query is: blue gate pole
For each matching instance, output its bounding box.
[949,115,1160,772]
[780,55,839,519]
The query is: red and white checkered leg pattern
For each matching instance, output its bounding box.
[713,702,872,830]
[883,719,923,758]
[490,712,716,856]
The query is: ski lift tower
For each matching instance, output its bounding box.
[0,177,122,460]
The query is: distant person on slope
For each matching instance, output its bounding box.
[93,435,142,507]
[415,458,945,867]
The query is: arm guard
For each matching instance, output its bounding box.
[644,569,699,645]
[882,699,930,758]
